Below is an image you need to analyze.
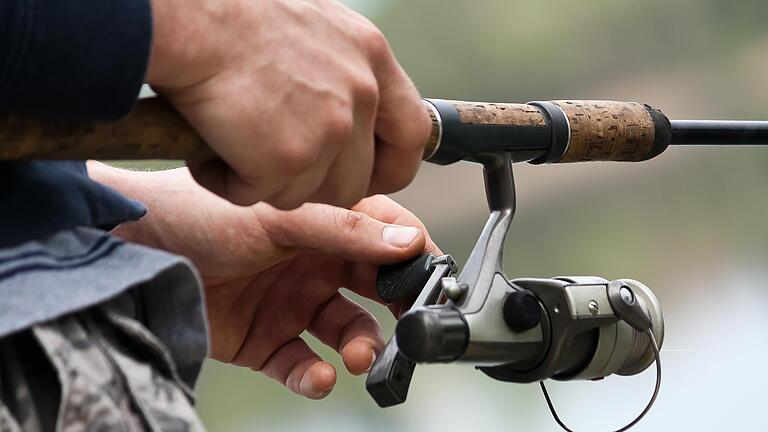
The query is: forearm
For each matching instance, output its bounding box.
[87,161,273,280]
[86,161,174,247]
[86,161,155,206]
[86,161,250,255]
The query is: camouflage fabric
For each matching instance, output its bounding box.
[0,306,206,432]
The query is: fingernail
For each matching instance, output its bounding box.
[365,350,377,373]
[383,226,420,248]
[300,373,333,399]
[299,373,313,396]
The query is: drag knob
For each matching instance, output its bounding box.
[503,290,542,332]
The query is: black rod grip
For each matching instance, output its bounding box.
[424,99,551,165]
[376,254,436,304]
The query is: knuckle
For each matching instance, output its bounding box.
[334,209,366,233]
[323,109,355,144]
[361,25,390,57]
[276,140,318,174]
[385,168,417,192]
[352,76,380,109]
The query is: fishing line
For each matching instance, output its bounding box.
[541,329,662,432]
[661,346,768,353]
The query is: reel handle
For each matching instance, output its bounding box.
[375,254,436,304]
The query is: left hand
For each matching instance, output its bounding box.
[92,164,438,399]
[146,0,431,209]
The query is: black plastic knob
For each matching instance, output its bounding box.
[376,254,435,304]
[395,306,468,363]
[503,290,542,332]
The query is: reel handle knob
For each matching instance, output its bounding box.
[376,254,436,304]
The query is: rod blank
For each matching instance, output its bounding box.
[671,120,768,146]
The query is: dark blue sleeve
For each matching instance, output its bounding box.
[0,0,152,121]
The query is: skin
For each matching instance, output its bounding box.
[146,0,432,209]
[89,162,439,399]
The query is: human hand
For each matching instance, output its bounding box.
[146,0,431,209]
[94,165,438,399]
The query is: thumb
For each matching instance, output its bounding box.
[261,203,427,264]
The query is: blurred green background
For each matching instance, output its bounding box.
[166,1,768,430]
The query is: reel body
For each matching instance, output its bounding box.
[366,153,665,431]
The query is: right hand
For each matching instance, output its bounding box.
[146,0,432,209]
[91,163,440,399]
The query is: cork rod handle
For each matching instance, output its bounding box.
[0,98,207,160]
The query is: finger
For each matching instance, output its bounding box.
[368,42,431,195]
[310,80,377,209]
[349,196,442,314]
[352,195,441,255]
[175,93,288,206]
[308,292,383,375]
[259,338,337,399]
[187,158,259,206]
[308,144,372,209]
[260,204,427,264]
[329,262,415,319]
[266,93,365,209]
[265,145,341,210]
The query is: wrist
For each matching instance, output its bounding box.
[86,161,145,198]
[86,161,162,245]
[145,0,231,88]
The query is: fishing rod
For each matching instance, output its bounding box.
[2,98,766,431]
[1,97,767,161]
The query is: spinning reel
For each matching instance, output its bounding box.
[367,152,665,431]
[356,96,765,429]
